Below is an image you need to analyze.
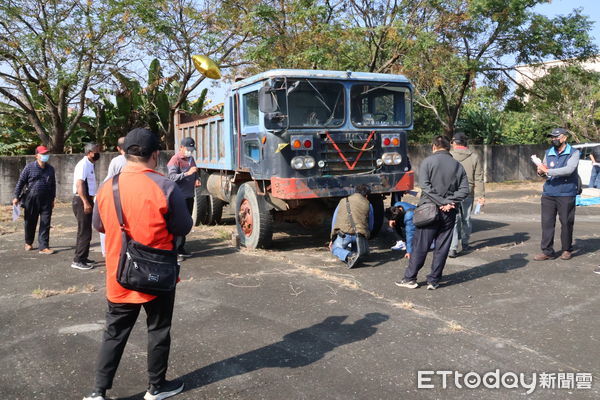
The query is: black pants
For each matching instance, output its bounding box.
[72,196,93,263]
[24,195,53,249]
[541,195,576,256]
[177,197,194,253]
[94,290,176,390]
[403,209,456,285]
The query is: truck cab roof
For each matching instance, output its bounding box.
[231,69,411,90]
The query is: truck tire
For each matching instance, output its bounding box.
[193,191,209,227]
[235,182,273,249]
[193,192,225,226]
[369,195,384,238]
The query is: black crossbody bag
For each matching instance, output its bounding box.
[412,192,440,228]
[112,174,179,295]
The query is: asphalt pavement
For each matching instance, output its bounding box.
[0,183,599,400]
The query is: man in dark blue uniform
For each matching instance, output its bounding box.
[534,128,580,261]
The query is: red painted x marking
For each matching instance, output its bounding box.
[324,130,376,170]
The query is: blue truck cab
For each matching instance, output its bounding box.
[175,69,414,248]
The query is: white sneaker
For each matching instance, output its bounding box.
[391,240,406,251]
[395,280,419,289]
[427,283,439,290]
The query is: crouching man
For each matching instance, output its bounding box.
[330,184,373,268]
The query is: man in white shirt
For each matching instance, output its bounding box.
[72,143,101,270]
[100,137,127,256]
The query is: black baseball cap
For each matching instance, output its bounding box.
[452,131,467,142]
[181,137,196,151]
[547,128,569,137]
[124,128,160,156]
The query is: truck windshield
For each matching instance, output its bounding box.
[273,79,345,128]
[350,83,412,127]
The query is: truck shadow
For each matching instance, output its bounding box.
[116,313,389,399]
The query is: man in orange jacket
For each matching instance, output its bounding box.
[85,128,192,400]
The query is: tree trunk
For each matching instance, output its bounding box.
[166,109,176,150]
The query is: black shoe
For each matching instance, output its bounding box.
[178,249,192,257]
[593,266,600,275]
[144,379,184,400]
[177,254,185,263]
[83,389,106,400]
[448,250,458,258]
[462,244,471,252]
[346,252,359,269]
[85,258,96,265]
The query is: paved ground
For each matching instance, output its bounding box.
[0,182,599,400]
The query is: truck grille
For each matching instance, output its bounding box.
[319,131,377,176]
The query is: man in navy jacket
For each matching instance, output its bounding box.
[534,128,580,261]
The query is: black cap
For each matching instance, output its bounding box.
[547,128,568,138]
[181,137,196,150]
[452,131,467,143]
[124,128,160,156]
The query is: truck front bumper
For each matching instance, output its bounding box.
[270,171,414,200]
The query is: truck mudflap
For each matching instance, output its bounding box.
[270,171,414,200]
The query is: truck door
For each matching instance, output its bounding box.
[238,86,264,175]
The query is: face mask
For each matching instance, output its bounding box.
[39,154,50,162]
[92,152,100,161]
[184,150,193,157]
[551,139,562,148]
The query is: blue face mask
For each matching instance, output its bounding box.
[40,154,50,162]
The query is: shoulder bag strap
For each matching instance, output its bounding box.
[112,174,129,248]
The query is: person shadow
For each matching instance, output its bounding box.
[468,232,530,251]
[117,313,389,399]
[441,253,529,287]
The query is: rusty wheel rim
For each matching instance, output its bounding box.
[239,199,253,236]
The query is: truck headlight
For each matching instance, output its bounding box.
[291,156,316,170]
[304,156,316,169]
[291,156,305,169]
[382,152,401,165]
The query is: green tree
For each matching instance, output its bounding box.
[0,0,131,153]
[130,0,254,149]
[399,1,597,137]
[521,65,600,143]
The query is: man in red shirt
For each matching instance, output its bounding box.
[85,128,192,400]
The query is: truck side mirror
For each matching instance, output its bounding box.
[259,86,279,113]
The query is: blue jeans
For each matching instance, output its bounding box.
[590,165,600,188]
[450,196,473,251]
[331,234,357,262]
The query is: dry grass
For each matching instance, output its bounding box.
[32,284,96,299]
[446,320,464,332]
[393,301,415,310]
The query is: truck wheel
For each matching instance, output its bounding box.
[193,192,225,226]
[235,182,273,249]
[369,195,384,238]
[193,191,209,227]
[205,195,225,225]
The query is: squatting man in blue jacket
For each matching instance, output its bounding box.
[386,201,416,258]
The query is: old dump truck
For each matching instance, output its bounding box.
[174,69,414,249]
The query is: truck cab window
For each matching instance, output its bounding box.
[243,91,259,127]
[271,79,345,128]
[351,84,412,128]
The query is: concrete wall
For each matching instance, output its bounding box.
[1,145,548,204]
[1,151,174,205]
[407,144,548,183]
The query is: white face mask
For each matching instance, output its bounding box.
[40,154,50,162]
[184,150,193,157]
